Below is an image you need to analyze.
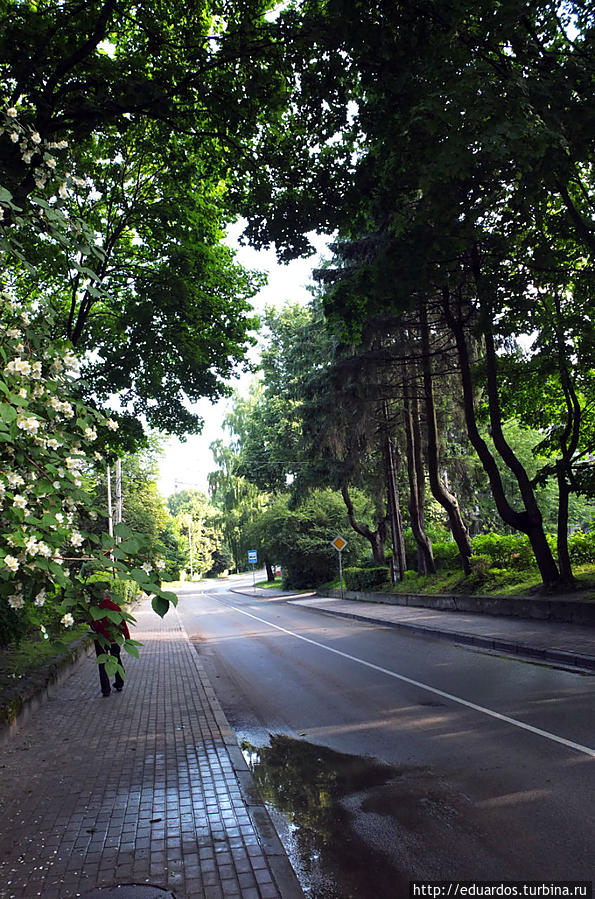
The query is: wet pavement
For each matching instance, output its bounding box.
[0,597,301,899]
[241,734,408,899]
[233,589,595,671]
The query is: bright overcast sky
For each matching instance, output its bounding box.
[156,224,330,498]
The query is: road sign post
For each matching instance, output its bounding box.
[331,536,347,599]
[247,550,258,590]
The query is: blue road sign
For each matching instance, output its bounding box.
[248,550,258,564]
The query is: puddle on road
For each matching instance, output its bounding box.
[241,734,410,898]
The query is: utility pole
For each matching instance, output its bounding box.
[187,515,194,580]
[106,465,114,539]
[115,458,123,542]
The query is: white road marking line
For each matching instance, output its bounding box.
[211,596,595,759]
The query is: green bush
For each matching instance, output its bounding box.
[471,533,535,569]
[344,566,390,591]
[468,554,492,579]
[568,531,595,565]
[249,489,370,590]
[85,574,139,607]
[0,598,30,649]
[431,541,462,571]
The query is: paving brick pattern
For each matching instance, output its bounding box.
[0,600,294,899]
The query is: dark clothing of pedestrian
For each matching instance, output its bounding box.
[91,594,130,697]
[94,639,125,695]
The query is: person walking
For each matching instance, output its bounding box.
[91,588,131,697]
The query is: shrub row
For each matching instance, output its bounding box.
[431,530,595,572]
[344,566,390,590]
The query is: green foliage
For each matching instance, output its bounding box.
[247,490,369,590]
[430,541,462,572]
[343,566,389,591]
[568,532,595,566]
[167,488,226,578]
[0,118,175,654]
[471,534,536,571]
[0,595,28,648]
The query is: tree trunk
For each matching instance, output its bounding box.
[402,369,435,575]
[552,290,581,587]
[442,283,560,588]
[265,559,275,582]
[382,400,406,581]
[419,298,472,575]
[341,483,386,564]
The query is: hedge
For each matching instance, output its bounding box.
[344,566,390,590]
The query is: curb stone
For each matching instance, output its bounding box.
[0,632,93,743]
[174,607,304,899]
[318,587,595,625]
[305,604,595,672]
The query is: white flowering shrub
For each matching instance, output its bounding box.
[0,105,175,659]
[0,296,176,652]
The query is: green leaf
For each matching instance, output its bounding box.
[130,568,151,583]
[104,656,119,677]
[0,403,17,423]
[123,641,140,658]
[103,609,123,623]
[151,595,170,618]
[114,522,132,538]
[118,537,140,554]
[159,590,178,606]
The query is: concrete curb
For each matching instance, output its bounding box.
[0,632,93,744]
[306,604,595,671]
[318,587,595,625]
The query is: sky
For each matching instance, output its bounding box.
[156,225,330,498]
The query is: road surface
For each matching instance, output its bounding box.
[176,577,595,897]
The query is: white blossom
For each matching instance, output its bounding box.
[34,589,47,607]
[13,494,27,509]
[25,535,39,554]
[16,415,40,435]
[141,561,153,574]
[8,593,24,609]
[4,554,20,572]
[106,418,118,431]
[61,613,74,628]
[6,107,17,118]
[31,132,41,144]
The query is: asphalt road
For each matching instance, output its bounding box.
[176,576,595,896]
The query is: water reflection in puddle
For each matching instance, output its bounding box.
[241,734,409,898]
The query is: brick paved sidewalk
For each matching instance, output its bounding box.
[0,599,302,899]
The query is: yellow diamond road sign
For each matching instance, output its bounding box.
[331,535,347,552]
